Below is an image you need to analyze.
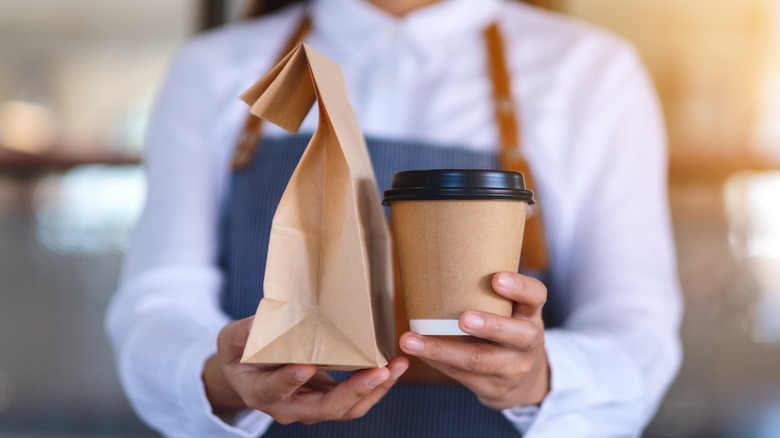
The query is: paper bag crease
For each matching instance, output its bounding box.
[240,43,393,370]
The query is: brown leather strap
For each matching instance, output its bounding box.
[232,15,312,170]
[484,23,549,271]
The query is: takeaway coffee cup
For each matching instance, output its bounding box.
[383,169,535,336]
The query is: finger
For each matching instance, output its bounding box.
[492,272,547,315]
[459,311,542,350]
[413,354,502,397]
[251,364,317,403]
[300,366,389,422]
[298,371,338,393]
[343,357,409,419]
[417,353,547,410]
[399,332,513,377]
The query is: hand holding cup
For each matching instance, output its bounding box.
[399,271,550,410]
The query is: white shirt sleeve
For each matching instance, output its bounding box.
[104,43,274,438]
[502,45,682,437]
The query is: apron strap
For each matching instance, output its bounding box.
[484,23,549,272]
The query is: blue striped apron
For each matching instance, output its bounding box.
[220,133,555,437]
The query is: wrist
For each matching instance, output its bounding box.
[525,349,551,406]
[203,354,246,422]
[503,349,550,410]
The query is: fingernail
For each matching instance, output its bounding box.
[368,376,387,389]
[497,273,514,289]
[404,335,424,352]
[464,313,485,330]
[294,369,312,382]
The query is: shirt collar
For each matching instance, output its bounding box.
[310,0,501,61]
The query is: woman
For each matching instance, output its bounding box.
[106,0,682,436]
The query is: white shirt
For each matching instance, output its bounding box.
[105,0,683,436]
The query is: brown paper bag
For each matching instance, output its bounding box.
[239,43,394,371]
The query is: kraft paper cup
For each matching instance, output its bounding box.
[383,169,535,336]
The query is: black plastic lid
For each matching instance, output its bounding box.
[382,169,535,204]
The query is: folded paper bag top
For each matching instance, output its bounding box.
[239,43,394,371]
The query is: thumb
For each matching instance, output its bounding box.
[218,316,253,359]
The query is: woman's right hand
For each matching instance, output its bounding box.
[203,316,409,425]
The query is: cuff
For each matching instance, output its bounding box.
[521,329,645,437]
[502,405,540,434]
[540,329,593,406]
[521,329,591,436]
[177,335,275,437]
[500,329,586,435]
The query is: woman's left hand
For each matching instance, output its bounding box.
[399,271,550,410]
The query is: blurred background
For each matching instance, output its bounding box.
[1,0,779,437]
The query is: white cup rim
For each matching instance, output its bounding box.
[409,319,468,336]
